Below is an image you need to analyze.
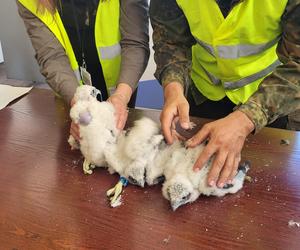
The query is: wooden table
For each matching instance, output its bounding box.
[1,89,300,250]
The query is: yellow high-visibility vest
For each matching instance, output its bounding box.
[18,0,121,93]
[176,0,288,104]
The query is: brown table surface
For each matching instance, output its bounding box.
[1,88,300,250]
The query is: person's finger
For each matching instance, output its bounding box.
[217,153,235,187]
[172,130,187,141]
[228,155,241,182]
[116,109,128,130]
[161,111,175,144]
[70,122,80,141]
[114,109,122,128]
[178,102,190,129]
[187,124,210,148]
[73,122,80,135]
[171,116,179,130]
[71,128,80,141]
[193,142,217,172]
[70,97,76,107]
[207,150,228,187]
[70,127,80,141]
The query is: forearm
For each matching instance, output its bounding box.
[111,83,133,105]
[238,4,300,133]
[150,0,195,89]
[118,0,150,91]
[17,2,78,105]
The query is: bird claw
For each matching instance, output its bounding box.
[106,177,128,207]
[83,158,93,174]
[188,122,197,130]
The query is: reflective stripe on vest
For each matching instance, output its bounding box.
[196,36,280,59]
[177,0,288,104]
[202,59,282,89]
[217,37,280,59]
[195,38,215,56]
[202,66,221,85]
[223,60,282,89]
[98,43,121,60]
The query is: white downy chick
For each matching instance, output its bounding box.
[122,117,164,187]
[72,85,101,103]
[162,144,204,211]
[68,85,100,150]
[162,143,250,211]
[103,130,130,175]
[146,140,181,186]
[69,86,119,174]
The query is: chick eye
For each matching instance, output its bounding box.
[154,175,165,184]
[182,193,191,201]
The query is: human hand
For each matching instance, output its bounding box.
[161,82,190,144]
[107,83,132,130]
[187,111,255,188]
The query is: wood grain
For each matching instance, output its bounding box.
[0,89,300,249]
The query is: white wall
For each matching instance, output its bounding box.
[0,0,44,83]
[140,25,156,81]
[0,41,4,63]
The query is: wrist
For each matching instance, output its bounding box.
[237,102,268,134]
[231,110,255,135]
[164,81,185,100]
[112,83,132,104]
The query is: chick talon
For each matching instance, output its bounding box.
[83,158,93,174]
[106,177,128,207]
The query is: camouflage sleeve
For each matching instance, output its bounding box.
[238,1,300,133]
[149,0,196,89]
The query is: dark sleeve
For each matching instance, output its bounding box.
[238,1,300,132]
[150,0,196,89]
[118,0,150,90]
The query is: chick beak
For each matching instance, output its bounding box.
[137,180,145,188]
[171,202,180,211]
[128,176,144,187]
[91,88,101,98]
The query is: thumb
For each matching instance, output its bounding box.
[116,109,128,130]
[178,102,190,130]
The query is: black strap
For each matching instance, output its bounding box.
[70,0,86,68]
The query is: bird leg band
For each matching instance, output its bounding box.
[106,176,128,206]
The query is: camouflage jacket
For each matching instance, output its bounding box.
[150,0,300,133]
